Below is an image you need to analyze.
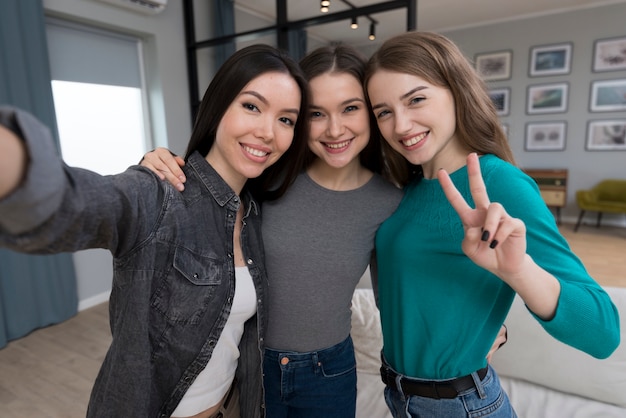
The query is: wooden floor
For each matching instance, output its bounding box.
[0,224,624,417]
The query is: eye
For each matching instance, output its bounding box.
[310,111,323,119]
[344,105,359,113]
[409,96,425,105]
[279,116,295,127]
[376,109,391,119]
[243,102,260,112]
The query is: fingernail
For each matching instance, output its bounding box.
[481,230,490,241]
[179,175,186,182]
[489,240,498,249]
[177,184,185,192]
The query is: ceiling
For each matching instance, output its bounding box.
[234,0,626,47]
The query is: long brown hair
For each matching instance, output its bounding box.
[365,31,515,186]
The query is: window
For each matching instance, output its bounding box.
[46,19,151,175]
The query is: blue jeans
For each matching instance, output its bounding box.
[263,336,357,418]
[383,364,517,418]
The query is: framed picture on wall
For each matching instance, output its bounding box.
[527,82,568,114]
[525,121,567,151]
[489,88,510,116]
[529,43,572,76]
[590,79,626,112]
[592,36,626,72]
[475,50,512,81]
[586,120,626,150]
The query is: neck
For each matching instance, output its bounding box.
[306,158,373,191]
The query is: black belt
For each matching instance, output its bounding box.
[380,365,488,399]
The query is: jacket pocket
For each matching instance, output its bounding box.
[151,246,222,324]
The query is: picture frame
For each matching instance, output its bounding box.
[475,50,512,81]
[590,79,626,112]
[527,82,568,114]
[489,88,510,116]
[525,121,567,151]
[592,36,626,72]
[586,119,626,151]
[529,42,572,77]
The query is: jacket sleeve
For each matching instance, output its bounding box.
[0,106,67,234]
[0,106,164,257]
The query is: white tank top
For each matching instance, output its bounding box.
[171,266,257,416]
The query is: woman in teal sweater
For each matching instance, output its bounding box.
[365,31,620,417]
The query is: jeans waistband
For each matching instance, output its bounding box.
[380,355,487,400]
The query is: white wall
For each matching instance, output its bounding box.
[43,0,192,309]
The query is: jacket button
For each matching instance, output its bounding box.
[247,258,253,265]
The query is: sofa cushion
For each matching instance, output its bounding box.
[351,288,383,375]
[490,286,626,408]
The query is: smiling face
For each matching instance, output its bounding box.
[367,69,467,179]
[208,71,301,192]
[307,72,370,170]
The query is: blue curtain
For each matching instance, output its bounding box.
[0,0,78,349]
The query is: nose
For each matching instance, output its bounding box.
[393,108,412,136]
[255,116,274,142]
[326,115,345,139]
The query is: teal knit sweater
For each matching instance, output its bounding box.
[376,154,620,379]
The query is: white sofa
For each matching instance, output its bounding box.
[351,286,626,418]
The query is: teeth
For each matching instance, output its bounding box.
[402,132,427,147]
[243,145,268,157]
[325,140,350,149]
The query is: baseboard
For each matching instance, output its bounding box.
[78,290,111,311]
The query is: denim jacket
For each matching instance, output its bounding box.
[0,107,267,417]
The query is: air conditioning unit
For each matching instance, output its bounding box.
[95,0,168,15]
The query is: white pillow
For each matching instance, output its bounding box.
[351,288,383,375]
[491,287,626,408]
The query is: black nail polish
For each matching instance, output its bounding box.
[489,240,498,249]
[481,230,490,241]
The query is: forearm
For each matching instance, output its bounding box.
[0,124,28,199]
[507,255,561,320]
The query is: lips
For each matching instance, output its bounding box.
[400,131,427,147]
[323,139,351,149]
[242,144,269,157]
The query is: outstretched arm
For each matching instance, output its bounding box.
[0,124,28,199]
[437,153,561,320]
[140,147,186,191]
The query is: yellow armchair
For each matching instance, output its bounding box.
[574,179,626,232]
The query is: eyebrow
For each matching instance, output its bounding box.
[371,85,428,110]
[241,90,300,115]
[309,97,365,110]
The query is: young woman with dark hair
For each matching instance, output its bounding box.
[0,44,309,418]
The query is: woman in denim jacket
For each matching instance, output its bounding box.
[0,44,309,418]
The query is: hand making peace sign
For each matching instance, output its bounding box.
[437,153,529,285]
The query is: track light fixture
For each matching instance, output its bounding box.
[368,22,376,40]
[350,16,358,29]
[320,0,330,13]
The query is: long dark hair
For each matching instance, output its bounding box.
[365,31,516,186]
[298,44,387,178]
[185,44,310,200]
